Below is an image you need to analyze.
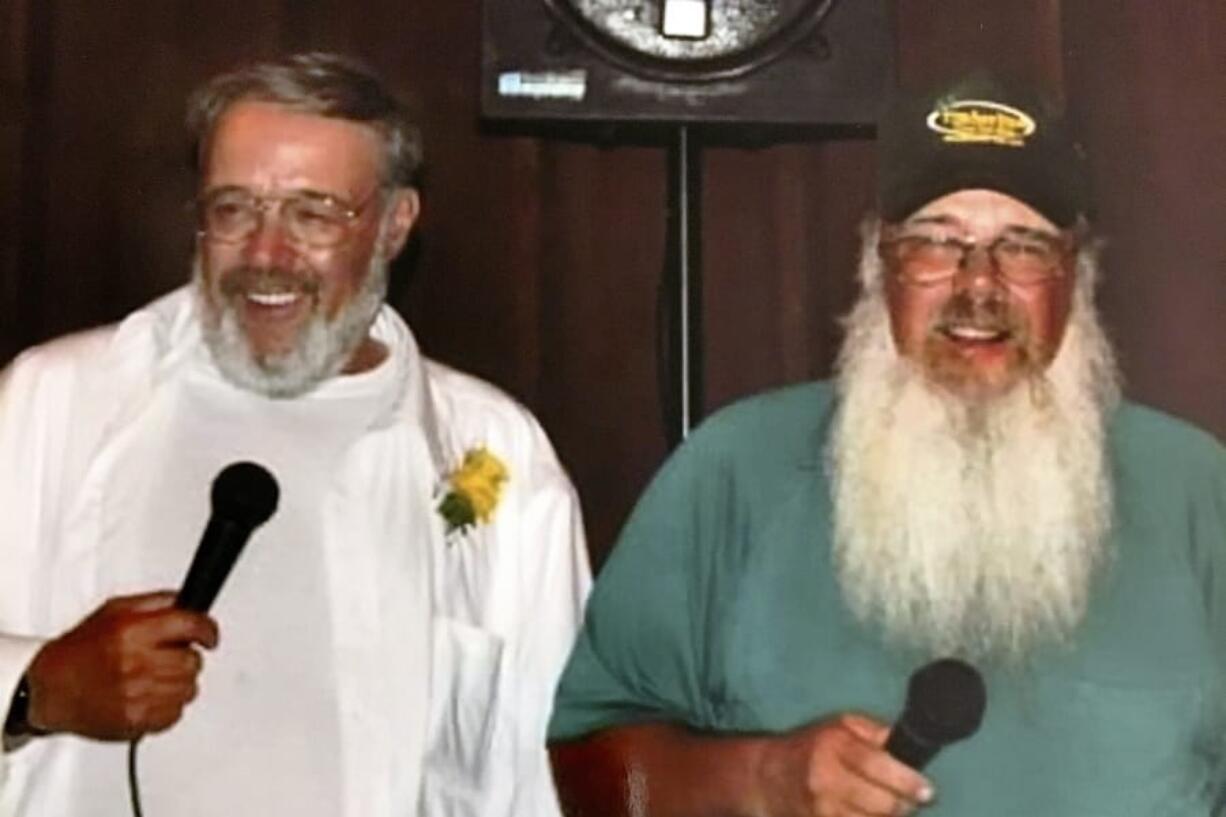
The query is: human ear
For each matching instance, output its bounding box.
[379,188,420,259]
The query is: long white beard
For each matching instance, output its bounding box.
[829,224,1120,663]
[194,246,389,399]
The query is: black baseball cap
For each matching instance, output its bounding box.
[877,70,1091,227]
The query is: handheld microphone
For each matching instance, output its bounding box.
[175,461,279,613]
[884,658,986,770]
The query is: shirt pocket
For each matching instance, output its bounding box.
[420,616,510,815]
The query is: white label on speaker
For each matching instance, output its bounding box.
[498,71,587,101]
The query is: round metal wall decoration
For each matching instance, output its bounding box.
[543,0,837,82]
[482,0,892,125]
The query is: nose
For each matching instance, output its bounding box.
[240,207,299,267]
[952,245,1001,296]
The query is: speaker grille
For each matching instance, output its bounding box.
[548,0,836,81]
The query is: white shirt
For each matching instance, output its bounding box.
[0,288,591,817]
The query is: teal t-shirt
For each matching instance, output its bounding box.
[550,382,1226,815]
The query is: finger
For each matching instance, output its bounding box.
[134,609,220,649]
[143,646,205,680]
[842,779,921,817]
[137,702,190,734]
[122,677,200,711]
[841,744,934,809]
[875,753,933,806]
[102,591,179,614]
[151,677,200,705]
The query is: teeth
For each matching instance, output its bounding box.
[946,326,1005,341]
[247,291,300,307]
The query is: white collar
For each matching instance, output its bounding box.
[99,286,447,476]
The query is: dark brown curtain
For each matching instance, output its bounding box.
[2,1,1223,565]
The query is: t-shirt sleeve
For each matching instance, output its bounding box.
[548,436,735,741]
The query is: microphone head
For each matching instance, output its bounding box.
[903,658,986,744]
[210,461,279,528]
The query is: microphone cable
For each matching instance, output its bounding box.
[128,737,145,817]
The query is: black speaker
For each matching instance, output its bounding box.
[481,0,894,126]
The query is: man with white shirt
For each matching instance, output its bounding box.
[0,52,590,817]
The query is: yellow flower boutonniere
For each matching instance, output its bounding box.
[437,446,510,538]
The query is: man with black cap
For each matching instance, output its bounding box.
[545,71,1226,816]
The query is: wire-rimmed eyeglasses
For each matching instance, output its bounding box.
[878,227,1076,286]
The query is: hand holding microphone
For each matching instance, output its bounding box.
[20,463,277,741]
[754,658,985,817]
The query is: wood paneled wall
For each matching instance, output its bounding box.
[1,1,1223,565]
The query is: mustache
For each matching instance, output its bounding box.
[218,266,322,299]
[931,291,1027,338]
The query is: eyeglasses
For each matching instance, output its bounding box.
[878,228,1075,286]
[195,186,383,248]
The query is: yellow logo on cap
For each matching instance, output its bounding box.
[926,100,1036,147]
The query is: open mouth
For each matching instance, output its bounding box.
[220,267,319,310]
[940,324,1013,345]
[245,290,303,308]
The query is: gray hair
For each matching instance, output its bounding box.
[187,52,423,187]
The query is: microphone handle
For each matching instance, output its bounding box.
[175,516,251,613]
[883,721,941,770]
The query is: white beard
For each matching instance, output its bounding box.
[829,223,1120,663]
[194,240,389,399]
